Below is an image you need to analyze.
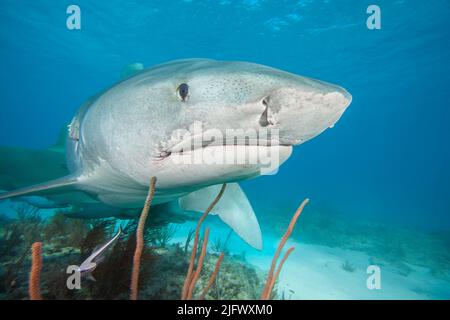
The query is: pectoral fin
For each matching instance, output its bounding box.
[0,175,80,201]
[179,183,263,250]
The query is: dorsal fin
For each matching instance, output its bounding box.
[120,62,144,79]
[48,127,68,153]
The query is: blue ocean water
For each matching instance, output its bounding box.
[0,0,449,299]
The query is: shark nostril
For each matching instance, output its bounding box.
[259,98,272,127]
[262,96,270,107]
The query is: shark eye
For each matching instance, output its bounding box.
[177,83,189,102]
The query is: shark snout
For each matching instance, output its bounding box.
[261,83,351,145]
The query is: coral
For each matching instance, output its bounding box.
[181,184,226,300]
[44,212,89,248]
[85,228,154,300]
[138,245,260,300]
[0,223,22,258]
[29,242,43,300]
[203,256,262,300]
[145,224,179,247]
[43,212,67,241]
[0,205,46,297]
[43,265,78,300]
[211,229,232,255]
[199,252,224,300]
[130,176,157,300]
[80,223,107,259]
[2,189,449,300]
[280,286,296,300]
[186,228,210,299]
[0,215,263,300]
[2,247,29,296]
[12,204,43,245]
[15,204,41,223]
[66,219,90,247]
[342,260,356,273]
[261,198,309,300]
[184,228,195,253]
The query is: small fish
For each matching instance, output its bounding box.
[77,226,122,281]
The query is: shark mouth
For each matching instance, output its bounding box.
[158,130,284,160]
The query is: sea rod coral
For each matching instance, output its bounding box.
[181,184,227,300]
[29,242,43,300]
[24,180,308,300]
[261,198,309,300]
[130,176,157,300]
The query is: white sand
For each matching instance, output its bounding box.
[247,239,450,300]
[173,219,450,300]
[2,200,448,300]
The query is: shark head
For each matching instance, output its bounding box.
[71,59,351,202]
[166,60,352,147]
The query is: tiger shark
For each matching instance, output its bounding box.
[0,59,351,249]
